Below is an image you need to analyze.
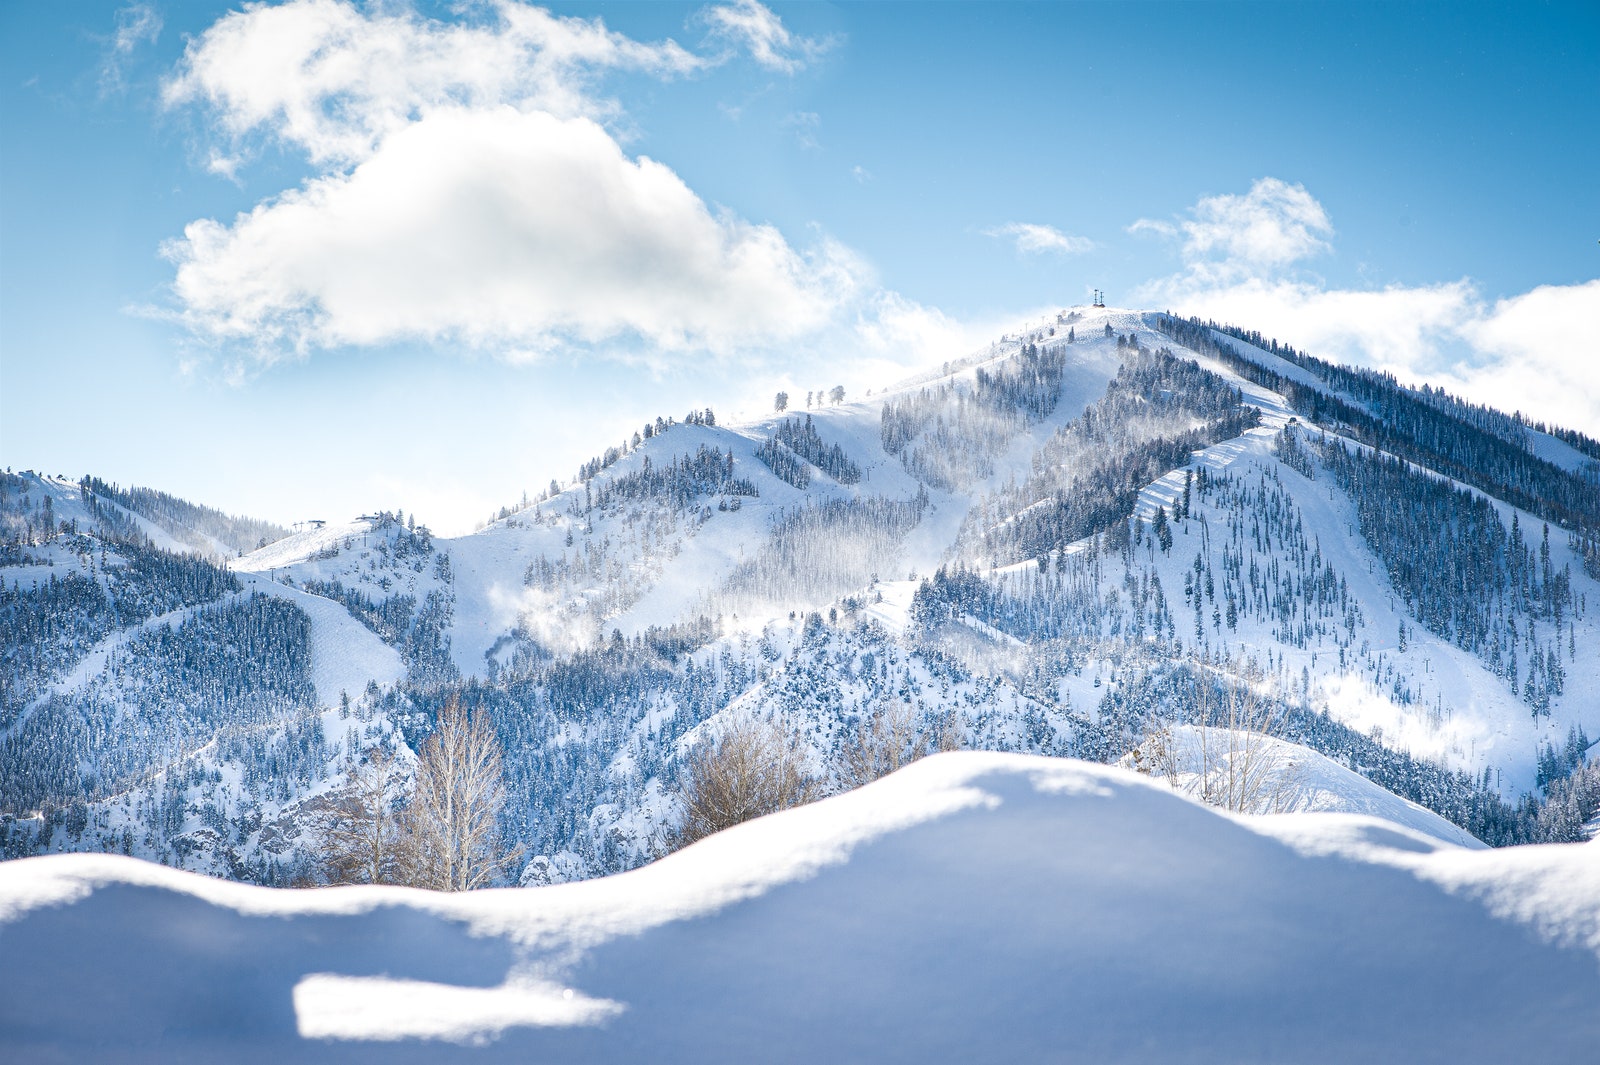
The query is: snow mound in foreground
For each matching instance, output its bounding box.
[3,753,1598,1063]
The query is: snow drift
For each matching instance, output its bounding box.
[3,752,1597,1063]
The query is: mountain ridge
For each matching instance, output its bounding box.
[3,305,1596,882]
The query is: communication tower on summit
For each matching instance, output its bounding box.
[1092,289,1105,308]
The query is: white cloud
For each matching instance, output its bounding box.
[1453,280,1600,433]
[159,1,896,369]
[165,107,864,359]
[164,0,704,168]
[1185,178,1331,271]
[853,291,968,359]
[700,0,829,73]
[113,2,162,53]
[1133,177,1330,283]
[784,110,821,150]
[1145,276,1481,377]
[1126,218,1176,239]
[100,3,163,93]
[985,223,1095,256]
[1135,179,1600,435]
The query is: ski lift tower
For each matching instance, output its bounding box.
[1092,289,1105,308]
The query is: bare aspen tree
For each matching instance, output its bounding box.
[674,715,816,848]
[1197,680,1298,814]
[398,697,521,891]
[837,701,960,792]
[1141,666,1299,815]
[322,746,405,885]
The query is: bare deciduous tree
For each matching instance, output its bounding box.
[837,701,960,792]
[1138,668,1300,815]
[397,697,521,891]
[674,715,816,848]
[322,745,405,885]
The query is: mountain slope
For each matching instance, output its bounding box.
[3,305,1597,881]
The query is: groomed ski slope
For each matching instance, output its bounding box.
[31,575,403,714]
[235,573,406,704]
[3,752,1597,1064]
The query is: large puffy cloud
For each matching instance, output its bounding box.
[161,0,883,366]
[1132,178,1331,285]
[1451,280,1600,433]
[1134,179,1600,436]
[166,106,862,356]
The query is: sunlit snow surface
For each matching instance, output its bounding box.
[4,753,1598,1063]
[1135,726,1486,849]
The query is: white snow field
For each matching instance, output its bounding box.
[1132,727,1487,849]
[4,752,1597,1064]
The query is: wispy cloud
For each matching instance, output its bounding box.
[100,3,162,94]
[784,110,820,150]
[1133,178,1600,435]
[984,222,1094,255]
[162,0,707,168]
[700,0,833,73]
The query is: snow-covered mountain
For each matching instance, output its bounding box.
[4,306,1598,882]
[3,754,1598,1063]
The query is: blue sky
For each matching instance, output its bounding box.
[3,1,1596,533]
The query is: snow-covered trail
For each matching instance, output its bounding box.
[27,473,211,557]
[8,593,268,741]
[22,575,403,716]
[235,574,405,704]
[2,753,1596,1063]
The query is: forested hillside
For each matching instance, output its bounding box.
[3,306,1596,884]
